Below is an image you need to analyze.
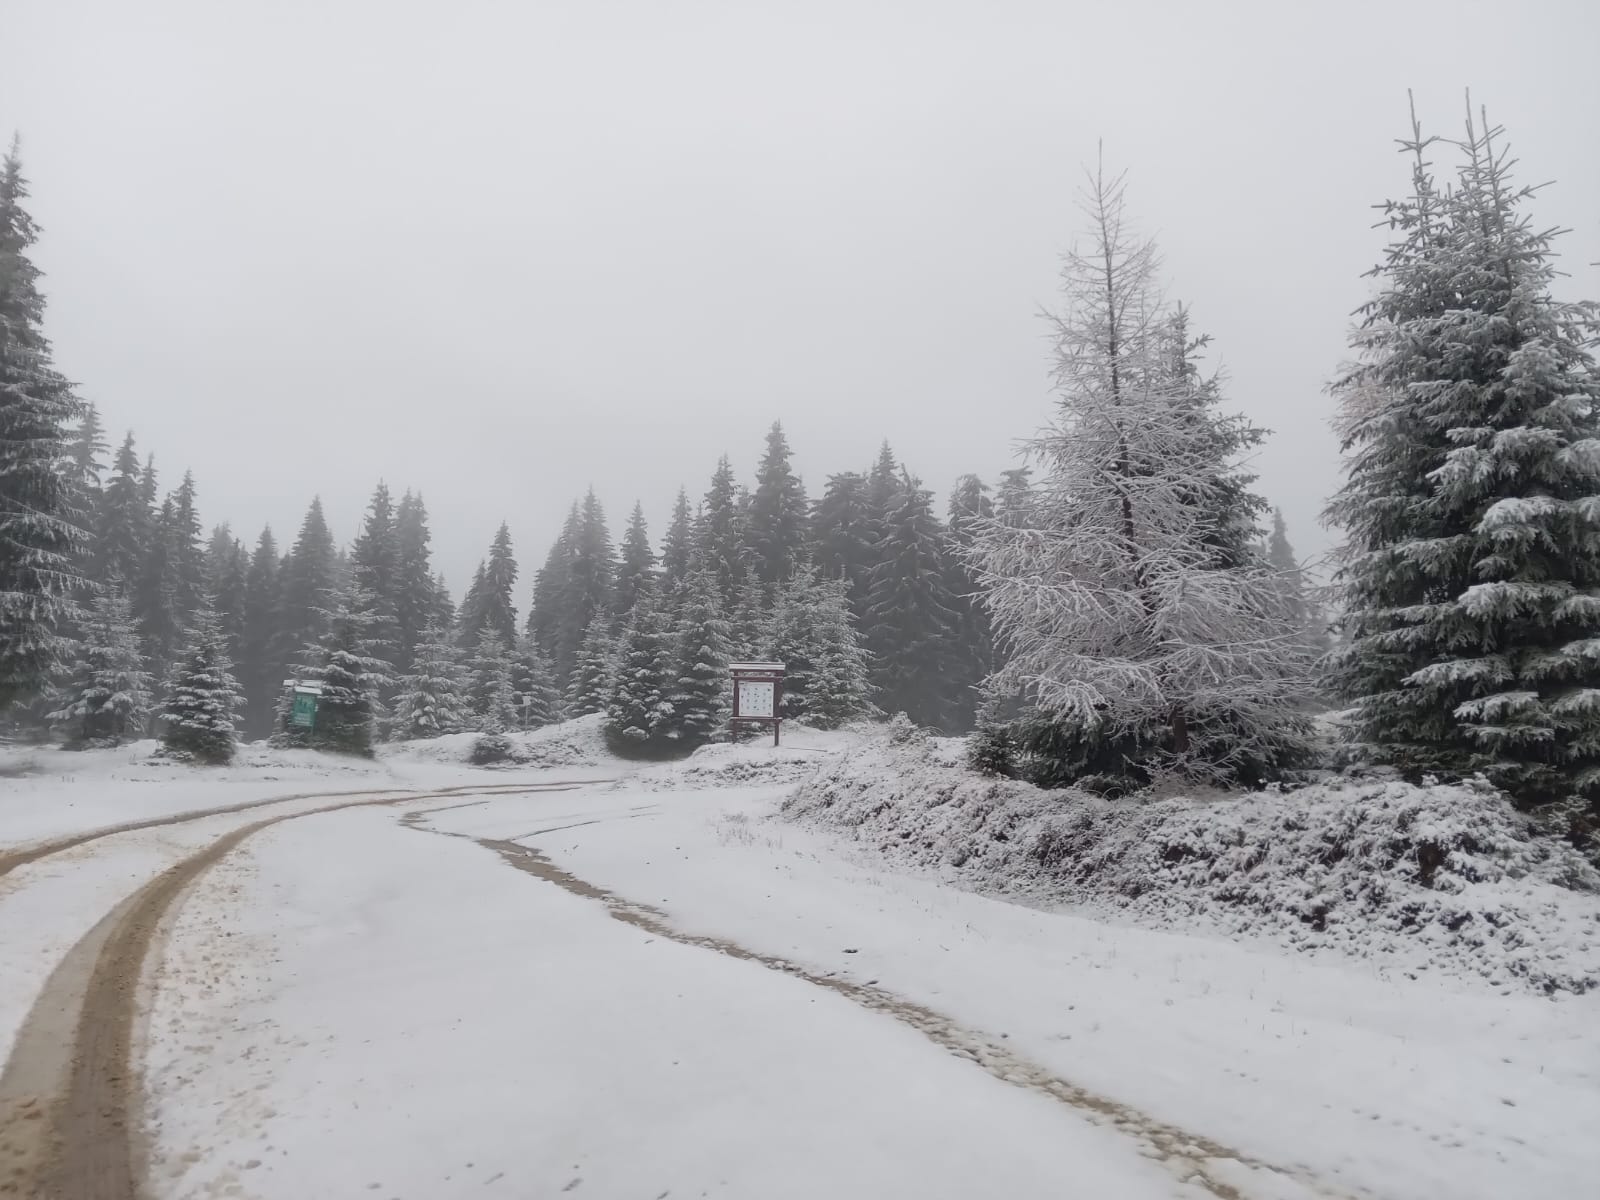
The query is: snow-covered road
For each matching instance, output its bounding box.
[2,749,1597,1199]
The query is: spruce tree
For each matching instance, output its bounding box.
[205,526,250,665]
[393,625,468,739]
[280,497,338,661]
[135,497,182,678]
[659,487,695,594]
[769,567,874,728]
[995,467,1034,528]
[613,502,656,621]
[1327,105,1600,804]
[240,526,283,739]
[669,568,733,746]
[166,471,207,626]
[467,631,519,733]
[95,433,146,587]
[812,470,874,611]
[512,634,563,728]
[567,613,615,717]
[864,475,965,729]
[458,522,519,647]
[747,421,810,586]
[729,577,772,663]
[603,588,676,756]
[554,490,614,677]
[697,455,747,605]
[0,142,87,710]
[974,165,1312,785]
[49,583,151,745]
[68,400,107,499]
[393,491,437,677]
[300,587,390,756]
[945,473,996,721]
[529,502,578,659]
[160,613,243,764]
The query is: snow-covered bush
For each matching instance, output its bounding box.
[784,732,1600,994]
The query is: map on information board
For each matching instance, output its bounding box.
[737,680,775,718]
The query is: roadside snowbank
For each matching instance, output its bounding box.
[617,726,859,791]
[382,714,612,770]
[783,732,1600,995]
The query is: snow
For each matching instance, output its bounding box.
[5,722,1598,1199]
[415,778,1600,1200]
[143,805,1195,1200]
[378,711,614,771]
[784,730,1600,995]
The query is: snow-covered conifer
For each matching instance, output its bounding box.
[769,568,874,728]
[160,613,243,763]
[613,502,656,621]
[973,165,1313,785]
[512,635,563,729]
[603,589,676,755]
[393,625,468,739]
[49,583,151,745]
[669,568,734,746]
[467,631,519,733]
[567,613,614,717]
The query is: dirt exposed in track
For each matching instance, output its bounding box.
[0,783,586,1200]
[426,828,1355,1200]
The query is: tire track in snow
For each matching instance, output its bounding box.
[433,827,1354,1200]
[0,783,592,1200]
[0,780,572,880]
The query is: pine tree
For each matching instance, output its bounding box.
[299,586,391,756]
[528,502,578,660]
[393,625,468,739]
[511,634,563,728]
[280,497,338,662]
[458,522,519,648]
[567,613,615,717]
[728,577,772,662]
[48,583,151,745]
[166,471,207,627]
[1326,104,1600,804]
[669,568,734,746]
[467,631,519,733]
[697,455,747,605]
[945,473,996,725]
[603,588,676,755]
[556,490,614,676]
[205,525,250,665]
[864,475,965,728]
[0,142,87,710]
[95,432,146,586]
[160,613,243,764]
[613,502,656,621]
[747,421,810,586]
[812,470,874,610]
[769,568,875,728]
[135,496,181,677]
[393,491,437,678]
[973,165,1312,786]
[239,526,283,739]
[67,400,107,498]
[659,487,695,594]
[349,482,402,652]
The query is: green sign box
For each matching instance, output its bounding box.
[290,691,318,728]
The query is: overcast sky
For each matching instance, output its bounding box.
[6,0,1598,598]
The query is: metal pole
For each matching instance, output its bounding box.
[773,721,780,748]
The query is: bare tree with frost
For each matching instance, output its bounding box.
[972,164,1314,786]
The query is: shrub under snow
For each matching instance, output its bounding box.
[783,732,1600,995]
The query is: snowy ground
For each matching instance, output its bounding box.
[3,728,1598,1199]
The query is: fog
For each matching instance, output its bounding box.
[6,0,1598,592]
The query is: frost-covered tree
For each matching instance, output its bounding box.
[95,433,147,587]
[511,634,563,729]
[659,487,695,594]
[728,576,771,663]
[393,625,468,739]
[973,165,1313,785]
[205,525,249,664]
[613,502,656,622]
[863,474,964,728]
[349,482,403,675]
[0,142,87,710]
[160,613,243,763]
[67,400,106,499]
[567,613,614,717]
[239,526,283,739]
[944,473,996,724]
[49,583,151,745]
[279,497,338,661]
[297,587,391,756]
[135,496,182,678]
[812,470,874,610]
[769,567,875,728]
[1326,104,1600,804]
[457,521,519,648]
[393,491,438,677]
[669,568,733,746]
[166,471,207,627]
[528,502,577,659]
[747,421,810,585]
[603,588,677,756]
[467,631,519,733]
[697,455,747,605]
